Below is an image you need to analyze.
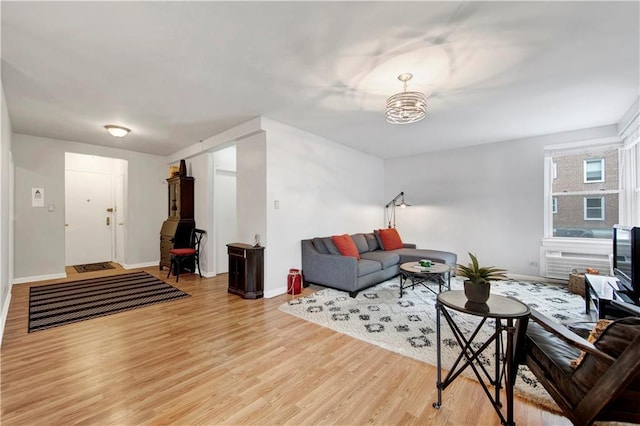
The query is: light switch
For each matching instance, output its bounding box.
[47,204,55,212]
[274,200,280,210]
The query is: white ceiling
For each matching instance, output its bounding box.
[2,1,639,159]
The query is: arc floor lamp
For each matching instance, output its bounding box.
[385,191,410,228]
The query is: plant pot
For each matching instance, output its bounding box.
[465,300,490,313]
[464,280,491,304]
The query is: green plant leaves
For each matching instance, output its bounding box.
[455,252,507,284]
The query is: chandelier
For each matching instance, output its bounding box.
[385,73,426,124]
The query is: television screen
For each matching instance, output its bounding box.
[614,227,632,279]
[613,225,639,299]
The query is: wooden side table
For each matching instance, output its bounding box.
[227,243,265,299]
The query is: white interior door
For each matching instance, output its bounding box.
[65,170,113,265]
[114,173,126,264]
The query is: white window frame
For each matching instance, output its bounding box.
[584,158,605,183]
[584,196,604,220]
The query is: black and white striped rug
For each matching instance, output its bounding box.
[29,271,189,332]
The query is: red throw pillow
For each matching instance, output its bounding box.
[378,228,403,251]
[331,234,360,259]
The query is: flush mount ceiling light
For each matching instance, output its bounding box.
[104,124,131,138]
[385,73,427,124]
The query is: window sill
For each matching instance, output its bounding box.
[542,237,612,250]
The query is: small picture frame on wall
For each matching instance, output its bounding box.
[32,187,45,207]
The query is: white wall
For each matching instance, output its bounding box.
[385,124,619,277]
[181,152,214,276]
[213,146,237,274]
[12,134,166,280]
[0,86,13,340]
[263,118,384,296]
[176,118,386,298]
[236,131,268,252]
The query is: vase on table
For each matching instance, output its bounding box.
[464,280,491,304]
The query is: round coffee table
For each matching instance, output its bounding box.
[399,261,451,297]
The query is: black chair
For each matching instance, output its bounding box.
[167,228,205,282]
[516,306,640,425]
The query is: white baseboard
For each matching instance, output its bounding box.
[12,272,67,285]
[264,286,288,298]
[0,290,11,347]
[121,261,159,269]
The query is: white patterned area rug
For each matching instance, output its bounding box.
[279,277,590,414]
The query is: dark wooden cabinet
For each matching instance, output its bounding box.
[167,175,194,221]
[227,243,264,299]
[159,176,195,270]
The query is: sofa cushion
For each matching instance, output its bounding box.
[364,233,380,251]
[332,234,360,259]
[360,251,400,269]
[573,317,640,393]
[321,237,341,255]
[351,233,370,254]
[311,238,329,254]
[525,322,585,406]
[378,228,403,250]
[357,259,382,277]
[374,229,384,249]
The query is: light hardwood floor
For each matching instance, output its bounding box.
[1,267,571,425]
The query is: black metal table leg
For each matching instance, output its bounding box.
[432,292,529,426]
[433,300,442,409]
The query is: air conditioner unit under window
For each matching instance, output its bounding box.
[540,249,611,280]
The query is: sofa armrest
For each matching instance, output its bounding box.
[403,243,417,249]
[529,308,614,363]
[301,240,358,291]
[574,333,640,425]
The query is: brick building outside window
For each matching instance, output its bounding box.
[551,149,619,238]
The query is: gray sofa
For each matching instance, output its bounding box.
[301,231,457,297]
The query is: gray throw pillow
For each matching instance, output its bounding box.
[351,233,369,254]
[373,229,385,250]
[364,233,379,251]
[312,238,329,254]
[321,237,340,255]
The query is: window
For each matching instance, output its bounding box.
[584,197,604,220]
[584,158,604,183]
[545,145,620,239]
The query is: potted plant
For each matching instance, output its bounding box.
[457,252,507,304]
